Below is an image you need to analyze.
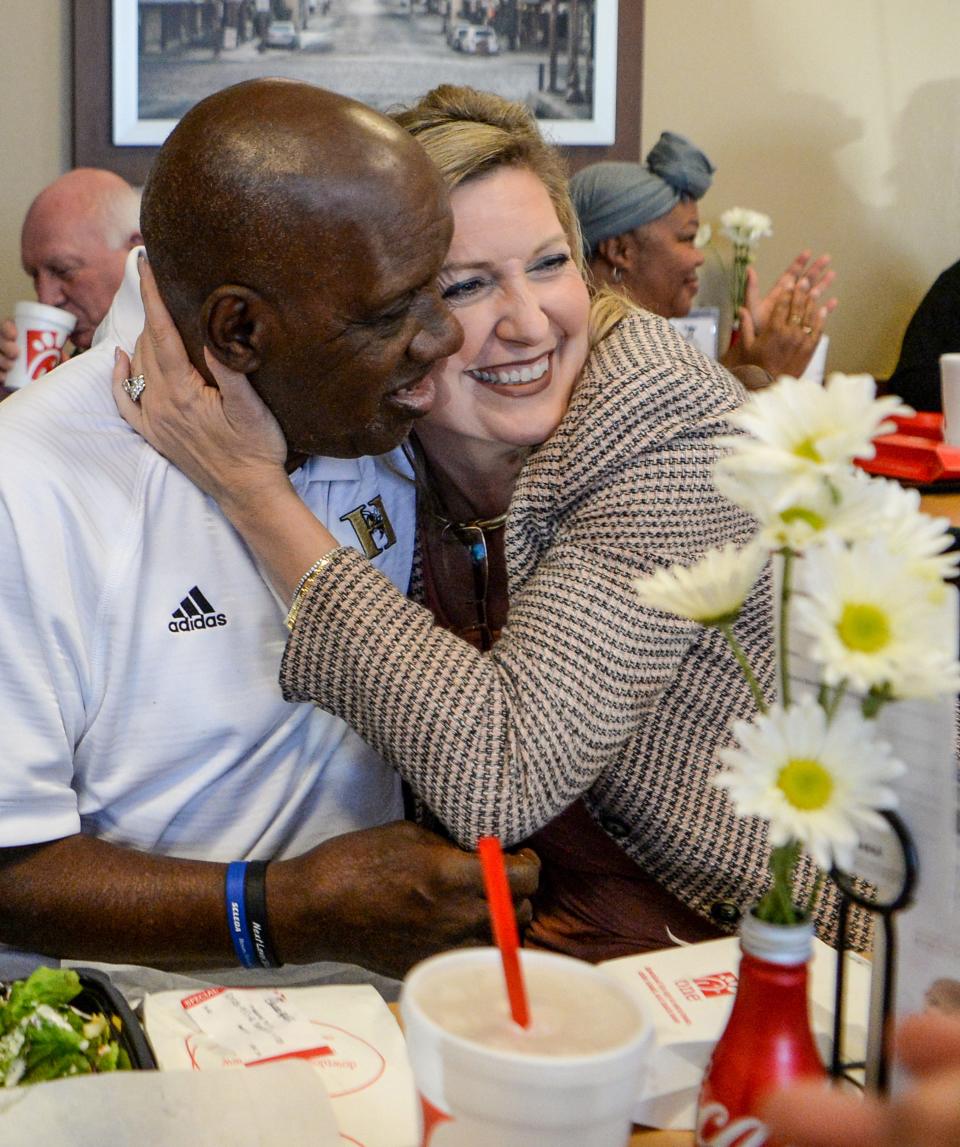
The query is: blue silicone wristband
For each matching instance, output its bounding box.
[225,860,257,968]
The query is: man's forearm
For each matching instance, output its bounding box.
[0,824,540,979]
[0,835,235,969]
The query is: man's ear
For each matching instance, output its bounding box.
[596,233,632,272]
[201,285,273,375]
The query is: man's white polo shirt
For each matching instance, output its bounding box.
[0,251,413,862]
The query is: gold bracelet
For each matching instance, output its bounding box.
[285,550,343,631]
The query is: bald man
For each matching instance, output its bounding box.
[0,168,142,390]
[0,79,537,990]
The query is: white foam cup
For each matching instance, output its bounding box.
[5,301,77,389]
[800,334,829,385]
[941,354,960,446]
[401,947,652,1147]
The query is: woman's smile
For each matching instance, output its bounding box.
[467,350,553,393]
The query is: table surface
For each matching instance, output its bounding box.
[920,490,960,524]
[631,1130,692,1145]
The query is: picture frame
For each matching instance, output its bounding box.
[73,1,643,185]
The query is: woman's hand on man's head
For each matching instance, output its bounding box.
[113,256,289,514]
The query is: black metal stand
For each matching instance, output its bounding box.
[829,809,919,1094]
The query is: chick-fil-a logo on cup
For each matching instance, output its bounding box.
[5,301,76,389]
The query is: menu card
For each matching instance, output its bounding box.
[786,582,959,1087]
[847,681,959,1086]
[144,982,418,1147]
[600,936,870,1130]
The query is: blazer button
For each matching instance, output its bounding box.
[710,900,742,926]
[598,812,631,840]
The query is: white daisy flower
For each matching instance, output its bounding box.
[717,375,910,490]
[632,540,766,626]
[858,476,960,590]
[767,471,959,587]
[887,649,960,700]
[714,456,810,526]
[813,469,914,539]
[714,465,855,551]
[793,537,957,696]
[715,699,904,871]
[712,459,926,555]
[720,207,773,247]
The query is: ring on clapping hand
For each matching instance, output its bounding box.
[802,325,815,336]
[122,374,146,403]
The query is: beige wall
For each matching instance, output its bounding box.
[642,0,960,378]
[0,1,71,324]
[1,1,958,380]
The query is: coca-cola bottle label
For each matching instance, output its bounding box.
[696,1099,770,1146]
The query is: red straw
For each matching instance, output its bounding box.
[477,835,530,1028]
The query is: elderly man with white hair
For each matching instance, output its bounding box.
[0,167,142,395]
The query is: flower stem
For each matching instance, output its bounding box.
[731,248,751,315]
[862,683,893,719]
[774,842,800,922]
[804,867,826,919]
[823,680,848,721]
[719,623,768,713]
[755,840,803,925]
[778,549,795,707]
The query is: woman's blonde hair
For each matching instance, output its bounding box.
[393,85,583,271]
[393,84,635,347]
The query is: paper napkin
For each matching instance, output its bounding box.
[0,1060,339,1145]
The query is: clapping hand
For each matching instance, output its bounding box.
[723,251,838,380]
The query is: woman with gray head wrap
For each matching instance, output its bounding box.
[571,132,715,263]
[570,132,838,382]
[569,132,715,321]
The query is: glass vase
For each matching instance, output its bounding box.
[695,909,826,1146]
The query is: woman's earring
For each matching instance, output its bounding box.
[612,266,623,284]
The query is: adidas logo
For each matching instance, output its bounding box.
[168,586,228,634]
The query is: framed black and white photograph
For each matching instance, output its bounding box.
[74,1,643,185]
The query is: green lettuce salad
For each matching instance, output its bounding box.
[0,967,130,1086]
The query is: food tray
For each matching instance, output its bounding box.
[0,966,159,1072]
[858,411,960,486]
[72,967,158,1070]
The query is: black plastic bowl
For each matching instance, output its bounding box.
[70,967,158,1071]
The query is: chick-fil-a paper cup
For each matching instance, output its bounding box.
[5,301,76,389]
[401,947,652,1146]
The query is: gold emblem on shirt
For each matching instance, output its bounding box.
[339,496,397,559]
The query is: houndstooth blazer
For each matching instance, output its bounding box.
[281,310,855,942]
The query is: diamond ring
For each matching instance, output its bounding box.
[122,374,146,403]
